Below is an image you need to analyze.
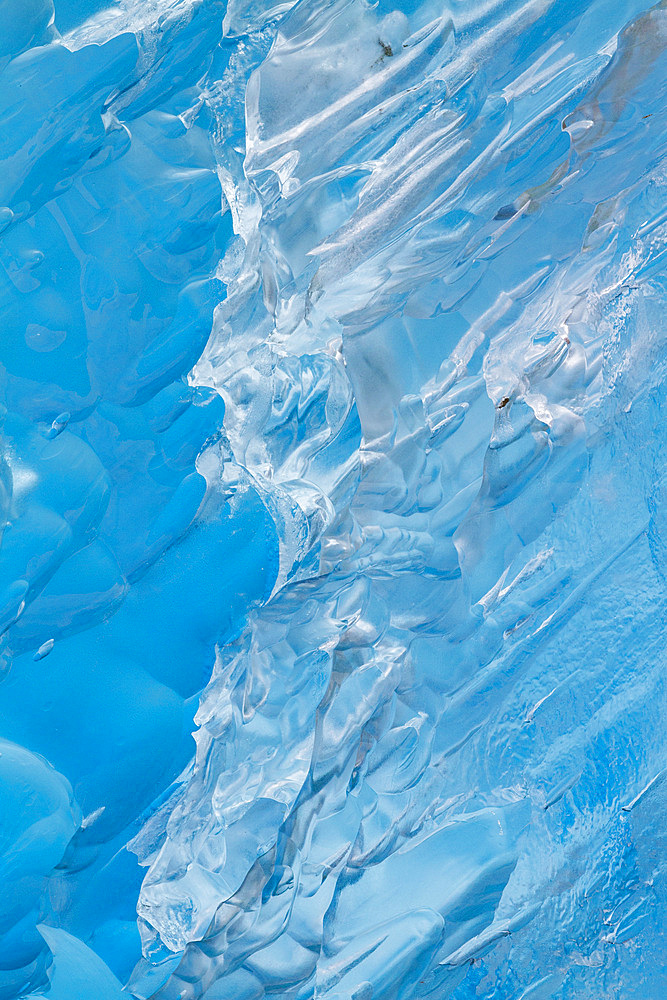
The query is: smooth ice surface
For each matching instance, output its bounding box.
[0,0,666,998]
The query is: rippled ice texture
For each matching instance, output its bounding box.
[0,0,666,997]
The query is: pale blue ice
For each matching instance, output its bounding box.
[0,0,665,998]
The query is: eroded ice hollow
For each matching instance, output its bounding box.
[0,0,665,997]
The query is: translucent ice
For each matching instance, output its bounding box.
[0,0,665,998]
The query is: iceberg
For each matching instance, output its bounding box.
[0,0,665,997]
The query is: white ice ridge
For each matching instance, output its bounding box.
[127,1,667,998]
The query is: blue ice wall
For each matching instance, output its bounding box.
[0,0,665,998]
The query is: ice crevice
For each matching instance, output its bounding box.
[0,0,665,998]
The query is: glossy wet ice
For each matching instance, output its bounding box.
[0,0,665,998]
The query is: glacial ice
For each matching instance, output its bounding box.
[0,0,665,997]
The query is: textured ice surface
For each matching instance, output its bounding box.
[0,0,666,997]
